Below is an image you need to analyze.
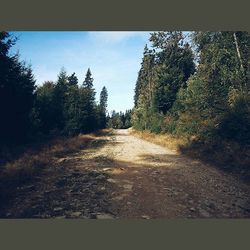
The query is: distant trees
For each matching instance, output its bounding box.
[0,32,36,144]
[33,68,108,136]
[107,110,132,129]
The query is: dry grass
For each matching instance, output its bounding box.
[0,129,111,204]
[129,128,250,182]
[129,128,189,152]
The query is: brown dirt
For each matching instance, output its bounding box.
[2,129,250,218]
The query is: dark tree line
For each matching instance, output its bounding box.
[0,32,109,147]
[107,110,132,129]
[0,32,36,144]
[133,31,250,145]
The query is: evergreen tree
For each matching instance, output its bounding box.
[150,31,195,114]
[68,72,78,86]
[0,32,36,144]
[79,68,97,132]
[53,67,69,131]
[99,86,108,128]
[33,81,58,134]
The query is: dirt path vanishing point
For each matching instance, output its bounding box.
[3,129,250,218]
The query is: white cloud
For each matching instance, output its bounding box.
[88,31,150,44]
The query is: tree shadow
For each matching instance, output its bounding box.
[177,139,250,184]
[0,132,113,218]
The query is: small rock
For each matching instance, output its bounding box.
[103,168,112,171]
[113,195,125,201]
[141,215,150,219]
[53,207,63,212]
[71,212,82,217]
[57,158,67,163]
[95,213,114,219]
[123,184,133,191]
[190,207,195,212]
[107,178,117,183]
[21,184,34,190]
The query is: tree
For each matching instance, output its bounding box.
[107,110,132,129]
[53,67,69,131]
[0,32,36,144]
[83,68,93,88]
[68,72,78,86]
[150,31,195,114]
[132,32,195,132]
[79,68,97,132]
[33,81,57,134]
[98,86,108,128]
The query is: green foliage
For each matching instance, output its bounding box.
[33,81,58,134]
[108,110,132,129]
[132,30,250,151]
[218,88,250,144]
[98,86,108,128]
[133,31,195,132]
[31,68,107,137]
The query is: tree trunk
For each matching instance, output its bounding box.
[233,32,244,71]
[233,32,247,88]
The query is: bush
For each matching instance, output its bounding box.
[217,88,250,144]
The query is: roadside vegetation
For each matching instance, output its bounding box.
[132,31,250,178]
[0,31,112,206]
[0,31,109,164]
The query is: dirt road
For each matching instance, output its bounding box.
[3,129,250,218]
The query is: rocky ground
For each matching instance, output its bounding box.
[1,129,250,218]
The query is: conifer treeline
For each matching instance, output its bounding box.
[133,31,250,145]
[33,68,108,136]
[107,110,132,129]
[0,32,108,146]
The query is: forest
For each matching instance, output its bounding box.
[0,32,109,147]
[132,31,250,172]
[1,31,249,173]
[0,31,250,219]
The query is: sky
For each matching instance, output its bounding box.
[10,31,152,113]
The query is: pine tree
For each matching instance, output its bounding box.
[83,68,93,88]
[0,32,36,144]
[68,72,78,86]
[99,86,108,128]
[34,81,57,134]
[79,68,97,132]
[53,67,69,131]
[150,31,195,114]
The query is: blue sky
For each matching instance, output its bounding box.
[10,32,152,113]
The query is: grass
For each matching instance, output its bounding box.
[129,127,189,152]
[0,129,112,210]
